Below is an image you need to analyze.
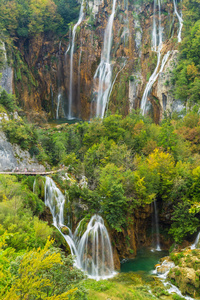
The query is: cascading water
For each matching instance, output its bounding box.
[93,0,117,119]
[75,215,115,280]
[140,0,163,115]
[173,0,183,43]
[56,93,61,120]
[68,0,85,119]
[56,41,65,119]
[44,176,65,226]
[154,260,194,300]
[38,176,115,280]
[152,200,161,251]
[191,232,200,249]
[141,0,183,115]
[77,38,83,118]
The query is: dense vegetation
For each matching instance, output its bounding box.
[1,107,200,298]
[0,0,80,38]
[2,107,200,243]
[1,0,200,298]
[0,175,88,299]
[174,0,200,105]
[37,110,200,242]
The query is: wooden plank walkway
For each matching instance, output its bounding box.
[0,169,64,176]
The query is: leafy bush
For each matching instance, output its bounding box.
[0,90,17,112]
[2,119,38,150]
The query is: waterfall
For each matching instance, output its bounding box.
[93,0,117,119]
[141,0,163,115]
[40,177,115,280]
[173,0,183,43]
[153,201,161,251]
[151,201,161,251]
[191,232,200,249]
[56,41,64,119]
[141,0,183,114]
[68,0,85,120]
[77,38,83,118]
[75,215,115,280]
[44,176,65,226]
[56,93,61,120]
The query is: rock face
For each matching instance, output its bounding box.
[11,0,183,122]
[129,72,143,112]
[101,204,153,268]
[0,131,45,172]
[155,257,175,275]
[0,41,13,94]
[153,50,185,118]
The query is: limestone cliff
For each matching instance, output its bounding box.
[10,0,183,121]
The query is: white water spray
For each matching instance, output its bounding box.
[40,177,115,280]
[173,0,183,43]
[56,93,61,120]
[75,215,115,280]
[93,0,117,119]
[68,0,85,119]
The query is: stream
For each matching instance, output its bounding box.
[121,248,194,300]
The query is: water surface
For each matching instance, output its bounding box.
[121,248,168,273]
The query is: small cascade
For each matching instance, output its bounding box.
[154,260,194,300]
[68,0,85,119]
[191,232,200,249]
[40,176,115,280]
[92,0,117,119]
[151,201,161,251]
[173,0,183,43]
[44,176,65,226]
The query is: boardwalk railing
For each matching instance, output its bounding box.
[0,168,65,176]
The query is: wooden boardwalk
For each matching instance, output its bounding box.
[0,169,64,176]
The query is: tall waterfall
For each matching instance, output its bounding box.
[68,0,85,119]
[93,0,117,119]
[141,0,183,115]
[152,200,161,251]
[173,0,183,43]
[56,41,62,120]
[140,0,163,115]
[41,176,115,280]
